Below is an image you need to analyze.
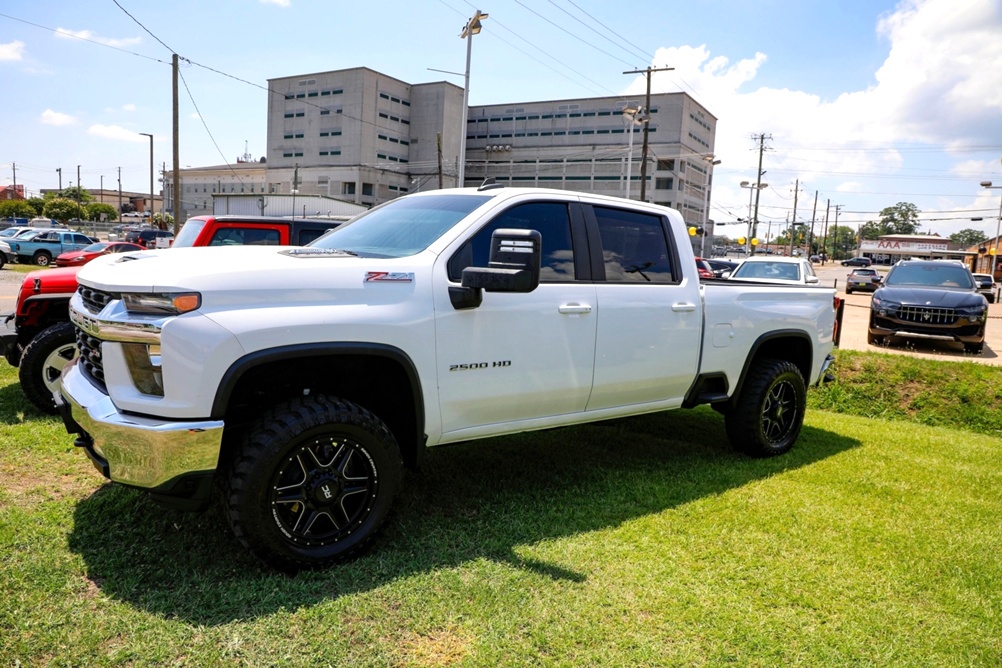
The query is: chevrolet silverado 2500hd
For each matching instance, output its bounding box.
[57,185,838,571]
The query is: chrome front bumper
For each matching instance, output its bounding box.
[57,357,224,490]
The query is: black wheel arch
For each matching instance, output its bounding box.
[212,342,426,471]
[715,330,815,413]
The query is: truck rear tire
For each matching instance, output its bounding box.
[223,395,403,572]
[725,358,806,457]
[18,322,78,414]
[34,251,52,267]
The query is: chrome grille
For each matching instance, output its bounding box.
[897,305,956,325]
[75,327,107,392]
[78,286,119,314]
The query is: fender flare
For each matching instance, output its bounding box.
[211,341,425,446]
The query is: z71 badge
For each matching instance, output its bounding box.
[364,272,414,283]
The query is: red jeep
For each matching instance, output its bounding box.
[1,266,81,412]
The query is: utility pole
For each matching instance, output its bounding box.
[809,190,818,257]
[117,167,122,215]
[834,204,843,259]
[437,133,443,189]
[172,53,180,234]
[623,65,674,201]
[291,164,300,219]
[57,167,62,191]
[76,165,82,220]
[821,199,831,265]
[750,133,770,255]
[11,163,15,198]
[789,178,799,256]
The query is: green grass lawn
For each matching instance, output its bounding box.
[1,356,1001,666]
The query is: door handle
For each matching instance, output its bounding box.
[671,302,697,312]
[558,303,593,315]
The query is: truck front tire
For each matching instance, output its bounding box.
[223,395,403,572]
[725,358,806,457]
[18,322,78,414]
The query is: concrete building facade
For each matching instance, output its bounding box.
[172,161,268,219]
[174,66,718,246]
[264,67,464,208]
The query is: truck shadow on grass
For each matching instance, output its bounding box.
[67,407,859,625]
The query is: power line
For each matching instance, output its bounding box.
[111,0,175,54]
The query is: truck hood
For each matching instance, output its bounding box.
[75,245,425,294]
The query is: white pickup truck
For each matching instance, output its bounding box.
[57,185,838,571]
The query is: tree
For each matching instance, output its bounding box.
[25,197,45,216]
[85,202,118,222]
[858,220,884,240]
[44,186,94,204]
[152,211,173,230]
[43,197,82,224]
[824,225,857,260]
[878,202,921,235]
[949,228,988,248]
[0,199,36,219]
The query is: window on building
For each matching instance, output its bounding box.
[657,159,675,171]
[362,183,374,197]
[343,182,356,195]
[655,178,674,190]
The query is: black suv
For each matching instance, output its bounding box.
[125,228,174,248]
[868,260,988,354]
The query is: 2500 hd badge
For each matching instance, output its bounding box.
[449,360,512,371]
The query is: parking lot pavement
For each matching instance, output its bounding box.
[0,268,22,313]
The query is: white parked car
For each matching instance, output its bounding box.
[726,256,820,285]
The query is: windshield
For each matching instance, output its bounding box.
[886,264,975,289]
[732,260,802,281]
[309,194,492,258]
[172,218,207,248]
[81,242,111,253]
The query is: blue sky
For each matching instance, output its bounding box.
[2,0,1002,239]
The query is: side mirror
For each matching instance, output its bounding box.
[805,275,820,284]
[461,228,541,293]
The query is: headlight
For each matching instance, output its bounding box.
[871,296,899,315]
[956,304,987,321]
[122,292,201,315]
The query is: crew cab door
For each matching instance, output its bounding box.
[433,200,596,437]
[584,204,702,410]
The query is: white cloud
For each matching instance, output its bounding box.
[40,109,77,126]
[87,125,150,142]
[636,0,1002,226]
[260,0,291,6]
[190,112,201,120]
[122,104,136,112]
[55,28,141,48]
[0,40,26,61]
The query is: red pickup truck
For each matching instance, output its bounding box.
[0,215,348,412]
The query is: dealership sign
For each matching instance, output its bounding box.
[860,239,948,252]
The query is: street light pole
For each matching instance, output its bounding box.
[621,105,644,199]
[701,156,720,257]
[139,133,154,223]
[980,180,1002,279]
[739,180,768,255]
[458,10,488,189]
